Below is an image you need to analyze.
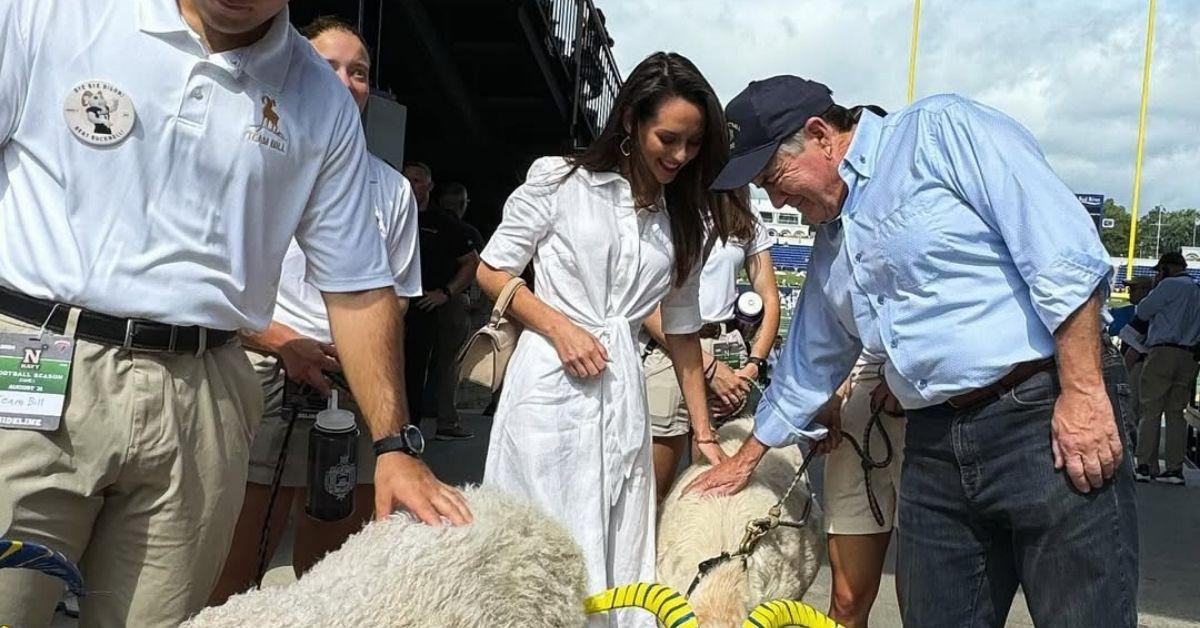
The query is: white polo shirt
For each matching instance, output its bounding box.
[273,154,423,344]
[699,211,775,322]
[0,0,393,331]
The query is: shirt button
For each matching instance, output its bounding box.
[858,155,866,164]
[890,338,899,349]
[917,379,928,389]
[855,252,863,262]
[876,295,885,305]
[190,87,204,100]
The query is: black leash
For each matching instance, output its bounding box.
[839,408,896,528]
[255,404,296,587]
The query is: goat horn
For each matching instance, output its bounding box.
[743,599,843,628]
[585,582,698,628]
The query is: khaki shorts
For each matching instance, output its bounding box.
[824,361,907,535]
[0,312,262,627]
[244,351,376,488]
[644,329,752,439]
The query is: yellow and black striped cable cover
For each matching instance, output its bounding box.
[585,582,699,628]
[743,599,842,628]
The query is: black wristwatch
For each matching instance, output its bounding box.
[746,356,768,380]
[373,424,425,458]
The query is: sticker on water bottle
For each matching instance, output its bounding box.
[323,453,357,501]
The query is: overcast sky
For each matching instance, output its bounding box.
[602,0,1199,213]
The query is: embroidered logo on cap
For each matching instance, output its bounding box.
[727,121,741,151]
[244,95,288,154]
[62,80,136,146]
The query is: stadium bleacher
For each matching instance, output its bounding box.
[770,244,812,271]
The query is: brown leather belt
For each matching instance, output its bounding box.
[698,322,726,339]
[945,357,1056,411]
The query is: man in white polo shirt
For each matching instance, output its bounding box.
[0,1,470,626]
[207,17,426,605]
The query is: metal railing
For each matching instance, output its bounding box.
[530,0,623,146]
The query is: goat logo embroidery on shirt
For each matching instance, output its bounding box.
[62,80,136,147]
[245,94,288,154]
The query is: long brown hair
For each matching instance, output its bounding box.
[566,52,752,286]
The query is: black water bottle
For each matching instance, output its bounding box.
[306,390,358,522]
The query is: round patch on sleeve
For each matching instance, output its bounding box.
[62,80,137,146]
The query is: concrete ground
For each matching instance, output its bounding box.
[51,409,1200,627]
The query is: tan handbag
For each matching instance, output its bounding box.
[455,277,525,391]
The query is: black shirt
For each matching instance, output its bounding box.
[418,208,473,291]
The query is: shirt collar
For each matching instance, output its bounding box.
[838,109,884,182]
[139,0,293,91]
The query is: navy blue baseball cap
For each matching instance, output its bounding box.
[711,76,834,190]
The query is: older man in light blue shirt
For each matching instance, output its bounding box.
[692,76,1138,628]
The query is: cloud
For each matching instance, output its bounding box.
[602,0,1199,212]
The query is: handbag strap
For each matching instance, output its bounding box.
[489,277,526,326]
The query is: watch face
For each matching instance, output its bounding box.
[404,424,426,454]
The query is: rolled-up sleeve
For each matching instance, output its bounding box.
[661,267,702,335]
[930,100,1112,334]
[480,157,564,276]
[755,279,860,447]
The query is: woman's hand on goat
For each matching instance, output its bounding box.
[696,439,729,467]
[374,453,473,526]
[550,321,609,378]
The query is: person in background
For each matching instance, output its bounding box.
[642,199,779,503]
[1130,251,1200,485]
[476,52,749,627]
[402,162,479,440]
[418,182,480,440]
[208,17,424,605]
[1108,276,1153,338]
[439,183,485,252]
[1111,276,1153,444]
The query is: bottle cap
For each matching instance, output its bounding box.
[735,291,764,324]
[315,389,356,433]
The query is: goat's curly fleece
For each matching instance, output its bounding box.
[656,418,826,627]
[183,486,589,628]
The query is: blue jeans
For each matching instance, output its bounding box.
[898,346,1139,627]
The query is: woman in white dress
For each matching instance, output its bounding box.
[476,52,750,626]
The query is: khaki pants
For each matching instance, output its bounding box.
[1136,345,1198,473]
[0,313,262,628]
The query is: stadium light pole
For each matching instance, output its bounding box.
[1125,0,1157,279]
[906,0,923,103]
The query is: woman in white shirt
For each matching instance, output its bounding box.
[642,208,781,502]
[476,52,750,626]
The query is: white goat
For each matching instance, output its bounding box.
[656,418,826,628]
[183,486,589,628]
